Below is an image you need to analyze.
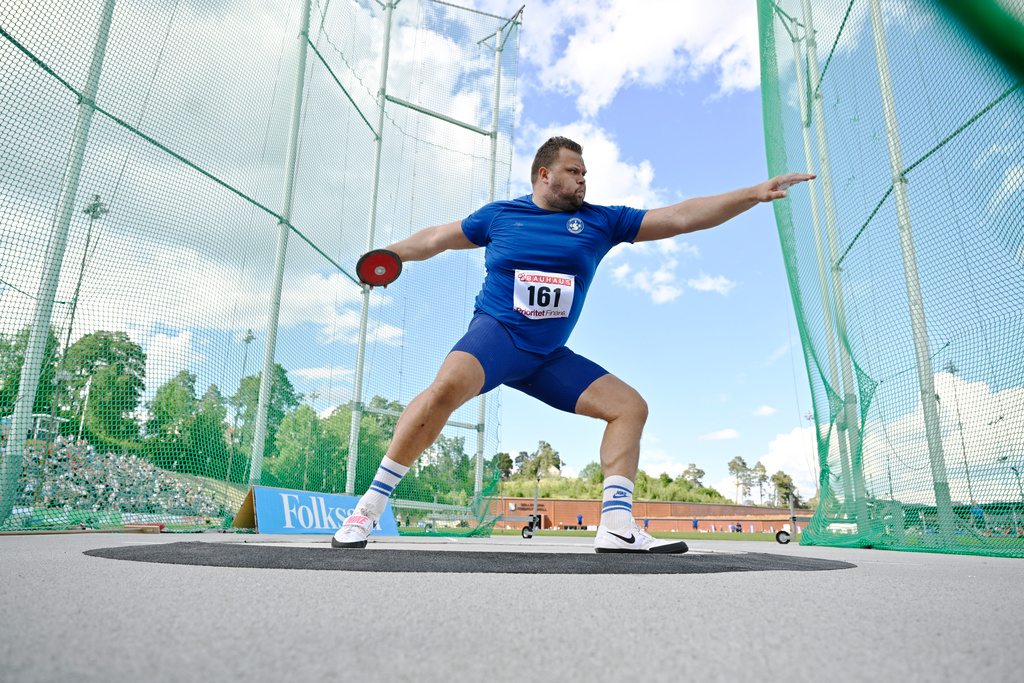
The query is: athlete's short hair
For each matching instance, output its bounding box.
[531,136,583,185]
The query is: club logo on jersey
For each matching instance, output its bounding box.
[566,217,584,234]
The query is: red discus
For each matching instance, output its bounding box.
[356,249,403,287]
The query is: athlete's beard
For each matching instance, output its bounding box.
[547,181,585,211]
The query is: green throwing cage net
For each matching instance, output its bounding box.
[759,0,1024,556]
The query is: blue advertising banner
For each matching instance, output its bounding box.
[234,485,399,536]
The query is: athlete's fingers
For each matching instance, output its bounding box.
[775,172,816,192]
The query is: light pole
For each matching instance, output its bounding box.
[1000,457,1024,501]
[227,329,255,482]
[997,457,1023,533]
[58,196,108,443]
[40,194,108,502]
[68,196,108,346]
[946,362,974,505]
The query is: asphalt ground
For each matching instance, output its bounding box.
[2,532,1022,683]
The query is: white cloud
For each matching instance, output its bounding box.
[851,371,1024,506]
[145,330,204,391]
[612,257,684,304]
[766,343,790,365]
[687,273,737,296]
[715,476,742,504]
[988,165,1024,212]
[754,405,777,416]
[291,365,355,381]
[659,239,700,258]
[495,0,760,117]
[639,447,688,479]
[611,263,631,281]
[512,120,665,207]
[756,426,819,501]
[699,428,739,441]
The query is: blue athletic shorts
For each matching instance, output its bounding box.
[450,312,609,413]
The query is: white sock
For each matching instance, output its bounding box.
[600,475,634,530]
[357,457,409,517]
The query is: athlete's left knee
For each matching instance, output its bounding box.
[620,388,649,425]
[578,375,648,424]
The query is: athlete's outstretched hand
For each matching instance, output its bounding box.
[755,172,816,202]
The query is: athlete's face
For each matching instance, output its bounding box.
[541,149,587,211]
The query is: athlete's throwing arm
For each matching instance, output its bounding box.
[338,135,813,552]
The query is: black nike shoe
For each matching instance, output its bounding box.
[594,522,689,554]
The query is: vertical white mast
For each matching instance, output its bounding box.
[800,0,869,528]
[347,0,397,495]
[250,0,313,485]
[868,0,956,544]
[2,0,118,525]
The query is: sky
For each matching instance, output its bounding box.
[464,0,821,501]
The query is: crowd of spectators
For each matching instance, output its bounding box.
[6,436,222,519]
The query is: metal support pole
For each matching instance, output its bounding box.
[868,0,956,544]
[787,18,855,511]
[800,0,870,530]
[347,0,397,496]
[1,0,117,526]
[250,0,312,485]
[473,29,505,498]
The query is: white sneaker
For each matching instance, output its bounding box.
[332,508,377,548]
[594,521,689,554]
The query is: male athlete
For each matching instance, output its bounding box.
[334,136,813,552]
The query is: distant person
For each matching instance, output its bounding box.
[331,135,812,553]
[577,513,583,529]
[644,517,649,530]
[692,517,698,531]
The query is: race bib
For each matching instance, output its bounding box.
[513,270,575,320]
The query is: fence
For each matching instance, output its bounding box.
[0,0,521,532]
[759,0,1024,556]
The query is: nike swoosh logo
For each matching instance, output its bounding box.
[607,531,636,544]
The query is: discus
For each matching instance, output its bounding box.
[356,249,402,288]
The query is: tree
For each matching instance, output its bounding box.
[146,373,229,476]
[515,440,562,478]
[492,452,513,479]
[681,463,705,486]
[513,450,532,477]
[187,384,229,477]
[772,470,801,507]
[752,461,769,505]
[741,466,755,504]
[148,370,197,441]
[231,363,301,462]
[311,404,393,494]
[366,395,404,439]
[66,331,146,444]
[727,456,748,504]
[0,326,62,417]
[579,461,604,485]
[272,404,327,490]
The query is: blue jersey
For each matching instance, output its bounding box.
[461,194,646,354]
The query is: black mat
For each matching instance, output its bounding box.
[85,542,856,574]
